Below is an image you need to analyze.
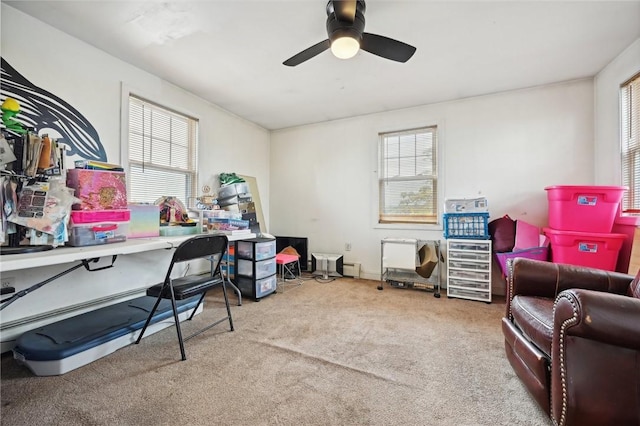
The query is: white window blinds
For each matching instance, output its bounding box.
[621,72,640,211]
[379,126,438,224]
[128,96,198,204]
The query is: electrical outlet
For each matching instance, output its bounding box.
[345,243,352,251]
[1,276,16,288]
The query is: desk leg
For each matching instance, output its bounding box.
[224,241,242,306]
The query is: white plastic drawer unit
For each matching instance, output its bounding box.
[446,238,492,303]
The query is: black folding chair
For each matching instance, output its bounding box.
[135,234,234,360]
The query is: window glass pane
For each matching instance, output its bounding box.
[379,126,438,224]
[151,139,171,167]
[172,145,189,169]
[128,96,198,206]
[399,156,415,177]
[416,155,430,175]
[621,73,640,210]
[387,136,399,159]
[129,164,192,204]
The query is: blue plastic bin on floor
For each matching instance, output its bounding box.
[13,295,200,376]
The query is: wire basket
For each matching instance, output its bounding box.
[443,212,490,239]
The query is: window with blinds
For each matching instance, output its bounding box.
[378,126,438,224]
[128,96,198,204]
[621,72,640,211]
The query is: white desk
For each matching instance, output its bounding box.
[1,239,172,273]
[0,233,255,273]
[0,233,255,352]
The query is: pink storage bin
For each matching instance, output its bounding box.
[545,185,626,233]
[495,246,549,277]
[67,169,128,210]
[543,227,626,271]
[70,209,131,224]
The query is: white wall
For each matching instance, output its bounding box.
[270,80,595,287]
[0,4,270,347]
[1,4,271,216]
[594,38,640,184]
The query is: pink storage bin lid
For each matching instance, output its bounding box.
[71,209,131,224]
[544,185,627,202]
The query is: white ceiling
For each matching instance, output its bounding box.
[6,1,640,130]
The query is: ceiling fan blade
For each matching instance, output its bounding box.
[332,0,357,22]
[283,39,331,67]
[360,32,416,63]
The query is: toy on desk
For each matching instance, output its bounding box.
[1,97,27,135]
[155,196,196,226]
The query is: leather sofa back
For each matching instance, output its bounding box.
[509,258,632,302]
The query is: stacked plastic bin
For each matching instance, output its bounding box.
[443,198,492,303]
[443,197,490,240]
[66,168,130,247]
[543,185,627,271]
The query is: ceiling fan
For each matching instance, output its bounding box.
[283,0,416,67]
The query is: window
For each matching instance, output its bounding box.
[378,126,438,224]
[621,72,640,211]
[128,96,198,204]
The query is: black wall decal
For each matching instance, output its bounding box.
[1,57,107,161]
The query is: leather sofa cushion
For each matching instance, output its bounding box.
[510,295,554,357]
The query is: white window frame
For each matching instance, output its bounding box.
[120,88,198,206]
[621,72,640,212]
[375,124,443,229]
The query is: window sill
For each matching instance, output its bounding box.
[374,222,443,232]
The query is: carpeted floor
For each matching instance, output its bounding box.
[0,277,550,425]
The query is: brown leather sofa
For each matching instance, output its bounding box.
[502,257,640,426]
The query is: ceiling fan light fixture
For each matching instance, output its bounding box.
[330,35,360,59]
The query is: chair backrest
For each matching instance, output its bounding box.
[168,234,228,275]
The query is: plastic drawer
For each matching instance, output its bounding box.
[447,287,490,302]
[448,240,491,252]
[236,239,276,261]
[448,269,490,281]
[236,258,277,279]
[448,260,490,271]
[448,277,490,291]
[68,222,129,247]
[235,274,277,300]
[448,250,491,262]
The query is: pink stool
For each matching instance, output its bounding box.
[275,253,302,291]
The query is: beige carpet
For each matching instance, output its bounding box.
[0,277,550,425]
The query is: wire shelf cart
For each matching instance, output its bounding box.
[379,238,442,297]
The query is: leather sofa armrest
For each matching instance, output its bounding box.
[551,289,640,426]
[553,288,640,350]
